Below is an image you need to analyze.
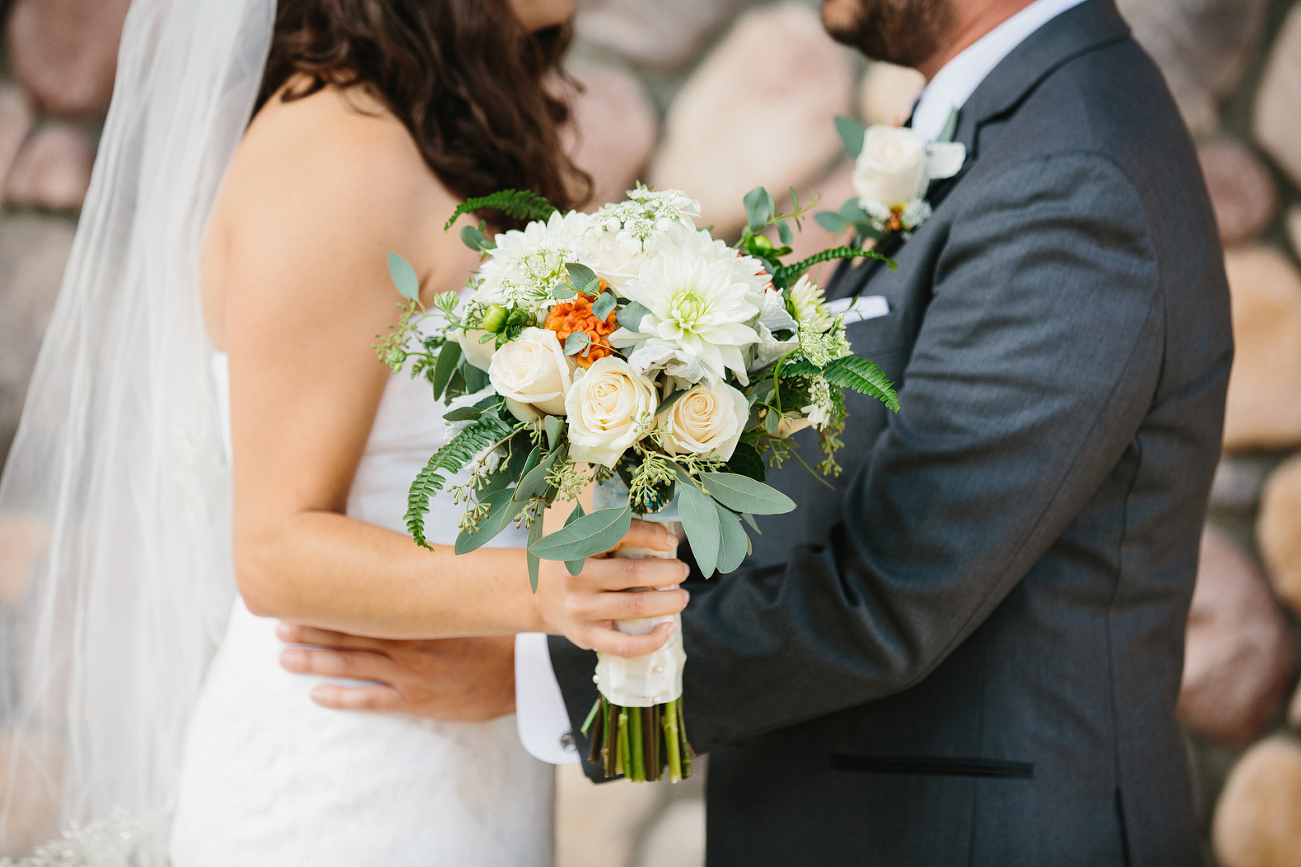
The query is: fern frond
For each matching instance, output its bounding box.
[406,415,512,548]
[773,247,895,289]
[777,360,820,378]
[823,356,900,411]
[445,190,558,231]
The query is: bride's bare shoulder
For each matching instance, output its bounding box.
[218,84,454,242]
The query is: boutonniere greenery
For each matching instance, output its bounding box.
[817,109,966,242]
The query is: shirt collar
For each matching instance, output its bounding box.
[911,0,1089,142]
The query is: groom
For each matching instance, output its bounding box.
[283,0,1230,862]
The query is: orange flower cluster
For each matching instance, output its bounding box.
[545,288,619,369]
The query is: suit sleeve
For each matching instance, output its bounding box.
[552,151,1164,771]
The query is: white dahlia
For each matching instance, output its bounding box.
[612,251,761,386]
[646,222,772,308]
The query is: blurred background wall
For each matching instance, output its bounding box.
[0,0,1300,865]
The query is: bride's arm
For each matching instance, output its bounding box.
[218,98,685,651]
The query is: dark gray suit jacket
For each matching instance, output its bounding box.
[551,3,1231,863]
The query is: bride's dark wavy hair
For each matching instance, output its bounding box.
[257,0,590,218]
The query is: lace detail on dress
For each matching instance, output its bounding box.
[0,807,170,867]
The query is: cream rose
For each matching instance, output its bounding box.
[661,382,749,461]
[457,327,497,371]
[565,357,659,468]
[853,125,928,209]
[488,327,575,419]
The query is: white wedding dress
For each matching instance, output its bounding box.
[169,349,554,866]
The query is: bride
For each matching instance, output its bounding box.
[0,0,686,863]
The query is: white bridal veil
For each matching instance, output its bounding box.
[0,0,274,860]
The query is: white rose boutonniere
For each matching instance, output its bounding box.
[564,356,659,468]
[488,327,576,421]
[852,124,965,235]
[816,114,966,241]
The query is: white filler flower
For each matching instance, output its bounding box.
[614,251,761,385]
[476,210,596,310]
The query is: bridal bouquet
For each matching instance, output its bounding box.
[379,185,898,782]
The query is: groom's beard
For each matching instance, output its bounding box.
[821,0,955,70]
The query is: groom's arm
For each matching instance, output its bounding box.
[551,151,1230,770]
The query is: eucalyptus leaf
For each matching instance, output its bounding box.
[444,368,467,401]
[565,262,599,296]
[677,479,721,578]
[715,504,748,574]
[460,225,485,252]
[388,252,421,302]
[742,512,762,534]
[564,332,592,356]
[505,435,533,480]
[656,389,690,418]
[528,515,544,593]
[530,506,632,562]
[617,301,651,332]
[479,469,511,498]
[834,115,868,158]
[553,287,577,300]
[545,416,564,451]
[815,211,849,233]
[840,200,871,225]
[431,341,462,401]
[591,291,617,321]
[518,446,542,485]
[455,490,527,555]
[464,363,490,393]
[743,187,771,233]
[777,221,794,246]
[442,406,482,422]
[564,502,586,577]
[764,407,781,435]
[725,442,767,482]
[514,448,561,503]
[701,472,796,516]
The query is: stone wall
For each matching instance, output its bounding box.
[1,1,1299,865]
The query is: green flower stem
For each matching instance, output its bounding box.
[616,707,631,777]
[628,704,645,782]
[602,698,616,778]
[645,706,660,782]
[664,698,684,783]
[584,698,604,767]
[678,698,694,779]
[587,696,692,783]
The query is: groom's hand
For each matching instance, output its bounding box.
[277,624,516,721]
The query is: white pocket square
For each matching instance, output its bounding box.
[826,295,890,324]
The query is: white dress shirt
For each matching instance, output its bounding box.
[513,0,1090,766]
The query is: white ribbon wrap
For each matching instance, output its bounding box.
[594,522,687,708]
